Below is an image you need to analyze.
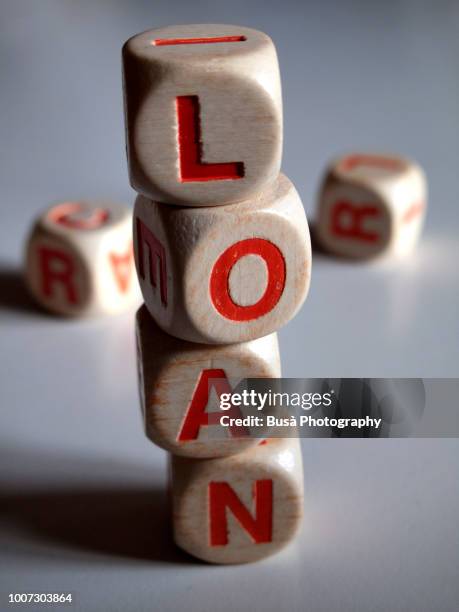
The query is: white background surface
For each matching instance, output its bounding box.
[1,1,458,611]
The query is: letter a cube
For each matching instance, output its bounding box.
[136,305,280,457]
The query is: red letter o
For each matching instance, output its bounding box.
[209,238,286,322]
[49,202,109,230]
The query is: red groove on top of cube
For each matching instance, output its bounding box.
[48,202,109,230]
[340,154,404,173]
[152,35,246,46]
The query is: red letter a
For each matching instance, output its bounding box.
[109,244,133,293]
[178,369,249,441]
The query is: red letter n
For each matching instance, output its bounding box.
[38,246,78,304]
[209,480,273,546]
[331,201,381,243]
[136,217,167,306]
[178,369,249,441]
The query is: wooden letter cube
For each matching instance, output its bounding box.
[25,200,139,316]
[171,438,304,564]
[316,153,427,258]
[134,174,311,344]
[123,24,282,206]
[136,305,280,458]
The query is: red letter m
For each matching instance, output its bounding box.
[136,217,167,306]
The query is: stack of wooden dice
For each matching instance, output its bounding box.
[122,24,312,564]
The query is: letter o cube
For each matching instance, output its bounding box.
[133,174,311,344]
[123,24,282,206]
[316,153,427,259]
[171,437,304,564]
[25,200,139,316]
